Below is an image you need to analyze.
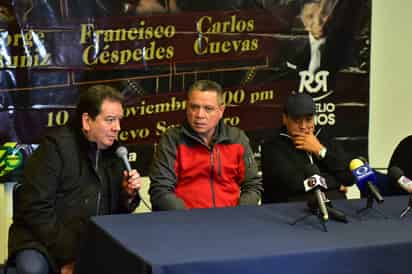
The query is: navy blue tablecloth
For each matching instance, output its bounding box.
[75,196,412,274]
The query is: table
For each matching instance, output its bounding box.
[75,196,412,274]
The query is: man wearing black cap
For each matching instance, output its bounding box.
[261,93,353,203]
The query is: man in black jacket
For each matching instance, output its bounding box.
[261,93,353,203]
[388,135,412,195]
[8,85,142,274]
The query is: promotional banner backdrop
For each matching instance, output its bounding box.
[0,0,371,178]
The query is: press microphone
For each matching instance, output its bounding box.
[388,166,412,194]
[386,166,412,218]
[357,156,369,164]
[307,195,348,223]
[349,158,383,203]
[303,164,329,221]
[116,146,132,173]
[325,201,348,223]
[116,146,141,200]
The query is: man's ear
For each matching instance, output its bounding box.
[219,104,225,117]
[82,113,90,131]
[282,113,287,125]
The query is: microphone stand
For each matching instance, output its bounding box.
[356,188,388,219]
[400,195,412,218]
[325,202,349,223]
[290,202,328,232]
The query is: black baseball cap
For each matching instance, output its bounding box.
[284,93,315,118]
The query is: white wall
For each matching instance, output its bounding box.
[0,183,15,265]
[369,0,412,170]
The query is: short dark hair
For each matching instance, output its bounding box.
[187,80,224,105]
[72,85,124,129]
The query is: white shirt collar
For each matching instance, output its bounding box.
[309,33,326,50]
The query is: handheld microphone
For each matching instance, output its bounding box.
[116,146,132,172]
[388,166,412,194]
[116,146,141,200]
[303,164,329,221]
[349,158,384,203]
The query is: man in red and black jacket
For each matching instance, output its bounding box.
[149,80,262,210]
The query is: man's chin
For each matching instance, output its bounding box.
[192,125,206,132]
[291,131,311,136]
[311,32,325,40]
[100,141,114,149]
[194,129,207,135]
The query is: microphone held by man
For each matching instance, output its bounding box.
[116,145,142,199]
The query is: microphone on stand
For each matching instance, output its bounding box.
[349,158,383,203]
[303,164,329,222]
[388,166,412,218]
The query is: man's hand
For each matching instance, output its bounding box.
[292,132,323,155]
[61,262,75,274]
[122,169,142,197]
[339,185,348,193]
